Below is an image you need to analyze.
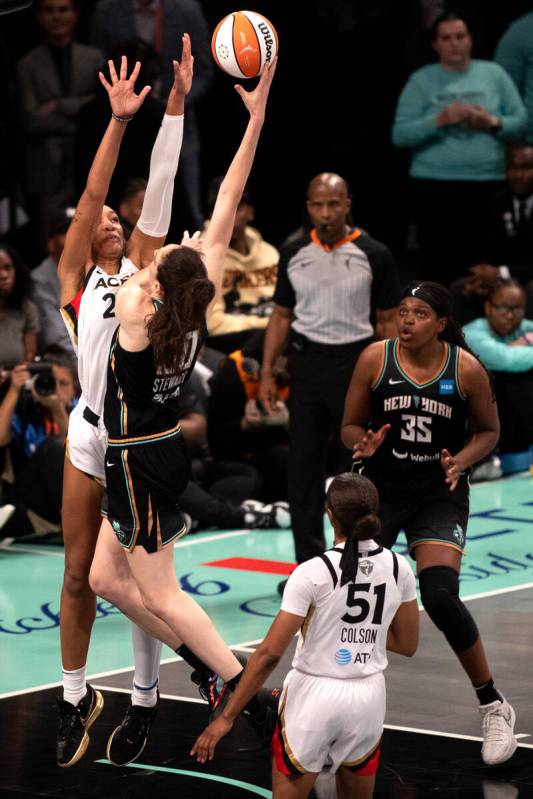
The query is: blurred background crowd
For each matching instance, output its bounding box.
[1,0,533,542]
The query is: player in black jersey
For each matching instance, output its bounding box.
[341,281,517,766]
[88,59,277,758]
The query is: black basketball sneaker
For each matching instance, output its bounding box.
[56,683,104,767]
[106,691,160,767]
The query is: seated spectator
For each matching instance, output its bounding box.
[30,209,76,356]
[392,12,527,282]
[463,280,533,455]
[118,178,147,240]
[207,340,289,503]
[0,347,79,533]
[204,179,279,353]
[16,0,102,258]
[451,142,533,323]
[177,366,289,530]
[0,244,39,368]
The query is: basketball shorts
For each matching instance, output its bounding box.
[105,428,191,553]
[272,669,384,775]
[65,401,107,484]
[366,469,469,555]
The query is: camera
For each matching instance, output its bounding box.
[26,362,56,397]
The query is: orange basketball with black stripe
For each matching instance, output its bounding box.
[211,10,278,79]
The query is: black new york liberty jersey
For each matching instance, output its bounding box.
[104,319,205,441]
[365,338,468,479]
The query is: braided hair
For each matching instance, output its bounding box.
[326,473,381,586]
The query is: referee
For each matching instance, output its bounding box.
[259,172,400,581]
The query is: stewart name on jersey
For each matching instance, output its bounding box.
[366,338,468,478]
[104,318,205,440]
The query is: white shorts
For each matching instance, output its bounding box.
[274,669,385,775]
[65,401,108,484]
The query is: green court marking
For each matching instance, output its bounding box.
[95,759,272,797]
[2,472,533,694]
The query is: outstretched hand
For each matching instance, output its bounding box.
[99,56,151,118]
[234,57,277,122]
[352,424,391,460]
[190,716,233,763]
[181,230,204,253]
[171,33,194,97]
[441,448,464,492]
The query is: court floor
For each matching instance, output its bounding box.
[1,472,533,797]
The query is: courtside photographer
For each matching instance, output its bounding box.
[0,346,79,533]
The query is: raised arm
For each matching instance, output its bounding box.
[127,34,194,269]
[57,57,151,305]
[203,59,277,304]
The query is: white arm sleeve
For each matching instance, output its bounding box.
[136,114,184,238]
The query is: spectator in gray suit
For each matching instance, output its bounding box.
[90,0,213,231]
[16,0,102,257]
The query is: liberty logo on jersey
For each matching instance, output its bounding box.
[359,560,374,576]
[334,648,352,666]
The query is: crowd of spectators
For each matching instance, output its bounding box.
[2,3,533,544]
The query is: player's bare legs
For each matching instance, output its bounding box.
[336,767,375,799]
[271,766,318,799]
[90,520,183,649]
[60,458,103,670]
[115,541,243,682]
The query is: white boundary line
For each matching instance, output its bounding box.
[93,685,205,703]
[0,638,263,700]
[384,722,533,750]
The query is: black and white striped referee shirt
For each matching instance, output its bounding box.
[273,228,400,345]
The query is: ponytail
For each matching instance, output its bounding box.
[339,512,381,586]
[326,473,381,585]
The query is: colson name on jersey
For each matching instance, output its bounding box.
[383,395,452,419]
[340,627,378,644]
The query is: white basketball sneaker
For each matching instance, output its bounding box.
[479,699,517,765]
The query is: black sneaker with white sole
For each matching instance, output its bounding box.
[243,501,291,530]
[191,652,248,721]
[56,683,104,767]
[106,692,160,766]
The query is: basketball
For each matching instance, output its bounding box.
[211,10,278,79]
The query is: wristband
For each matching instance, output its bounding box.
[112,112,133,123]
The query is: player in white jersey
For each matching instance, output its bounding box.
[56,43,195,768]
[192,473,418,799]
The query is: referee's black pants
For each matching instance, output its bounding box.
[287,335,372,564]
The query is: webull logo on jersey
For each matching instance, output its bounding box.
[334,648,352,666]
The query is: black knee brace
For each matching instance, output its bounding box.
[418,566,479,652]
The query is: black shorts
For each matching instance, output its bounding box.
[363,468,469,556]
[104,430,191,553]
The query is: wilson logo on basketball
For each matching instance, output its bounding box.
[211,10,279,79]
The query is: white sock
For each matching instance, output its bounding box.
[131,624,161,707]
[62,665,87,706]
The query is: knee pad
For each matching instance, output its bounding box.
[418,566,478,652]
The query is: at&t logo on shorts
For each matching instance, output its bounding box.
[334,648,352,666]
